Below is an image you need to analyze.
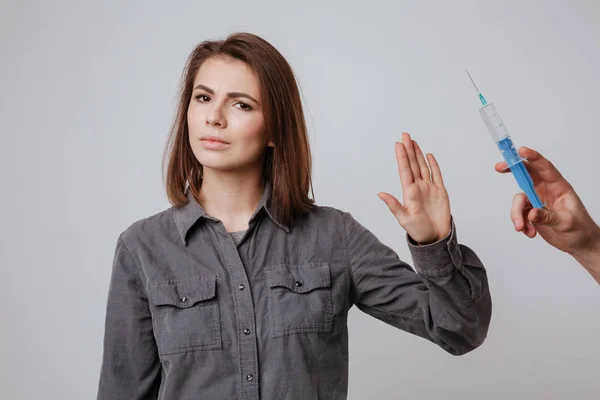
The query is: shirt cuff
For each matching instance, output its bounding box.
[406,217,463,278]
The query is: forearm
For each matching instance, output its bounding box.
[344,213,492,355]
[571,227,600,284]
[403,221,492,354]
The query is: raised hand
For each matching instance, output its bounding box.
[378,132,451,245]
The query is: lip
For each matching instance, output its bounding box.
[200,136,231,150]
[200,135,230,144]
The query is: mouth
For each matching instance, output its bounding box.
[200,135,231,150]
[200,135,230,144]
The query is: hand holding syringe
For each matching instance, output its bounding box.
[466,70,544,209]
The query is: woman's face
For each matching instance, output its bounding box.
[187,56,272,174]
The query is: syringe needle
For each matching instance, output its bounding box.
[467,69,488,105]
[466,69,479,93]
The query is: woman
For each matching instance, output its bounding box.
[97,32,492,400]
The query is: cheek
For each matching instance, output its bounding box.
[235,116,266,144]
[187,105,199,133]
[186,107,204,157]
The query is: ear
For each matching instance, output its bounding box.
[267,140,275,147]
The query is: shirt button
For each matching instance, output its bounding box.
[239,284,245,290]
[180,296,187,303]
[295,281,303,287]
[244,328,251,335]
[246,374,254,381]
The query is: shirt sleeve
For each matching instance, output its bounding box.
[97,234,161,399]
[342,212,492,355]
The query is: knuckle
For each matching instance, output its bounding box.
[562,213,574,227]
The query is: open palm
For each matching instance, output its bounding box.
[379,132,451,244]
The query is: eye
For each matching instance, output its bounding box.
[235,102,252,111]
[195,94,210,102]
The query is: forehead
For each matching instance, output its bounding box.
[194,57,260,95]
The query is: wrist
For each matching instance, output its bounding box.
[415,223,452,246]
[571,225,600,257]
[571,226,600,283]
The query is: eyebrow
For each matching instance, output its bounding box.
[194,84,260,105]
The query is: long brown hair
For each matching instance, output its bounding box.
[163,32,314,227]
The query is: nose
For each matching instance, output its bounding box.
[205,103,226,128]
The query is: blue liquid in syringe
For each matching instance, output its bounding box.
[496,136,521,168]
[496,136,544,208]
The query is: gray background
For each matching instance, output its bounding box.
[1,0,599,398]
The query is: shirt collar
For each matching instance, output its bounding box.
[174,182,289,245]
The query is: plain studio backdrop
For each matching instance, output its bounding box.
[1,1,599,399]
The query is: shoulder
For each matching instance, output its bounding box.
[297,203,359,232]
[118,206,179,248]
[305,203,347,220]
[304,203,376,239]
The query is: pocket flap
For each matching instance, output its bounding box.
[265,263,331,293]
[149,275,216,308]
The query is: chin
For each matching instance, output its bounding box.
[196,158,235,171]
[193,147,264,173]
[194,154,240,171]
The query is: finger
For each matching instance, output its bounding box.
[427,153,445,187]
[494,161,510,173]
[402,132,422,180]
[395,141,414,190]
[378,192,409,223]
[413,141,431,182]
[522,220,538,238]
[511,193,530,231]
[518,147,566,185]
[528,207,559,227]
[495,159,545,191]
[494,156,542,190]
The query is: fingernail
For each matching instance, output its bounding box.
[377,194,384,202]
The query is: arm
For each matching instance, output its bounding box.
[97,234,161,399]
[367,132,491,355]
[344,213,491,355]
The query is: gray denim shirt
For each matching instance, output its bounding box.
[97,184,492,400]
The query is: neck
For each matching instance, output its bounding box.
[198,166,265,232]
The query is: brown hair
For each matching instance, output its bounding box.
[163,32,314,226]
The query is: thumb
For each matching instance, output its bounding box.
[529,207,558,226]
[378,192,409,222]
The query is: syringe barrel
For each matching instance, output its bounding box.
[479,103,508,142]
[475,98,544,208]
[478,103,521,168]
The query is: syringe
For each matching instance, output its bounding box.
[466,70,544,209]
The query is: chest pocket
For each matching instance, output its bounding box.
[265,262,333,338]
[148,275,221,355]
